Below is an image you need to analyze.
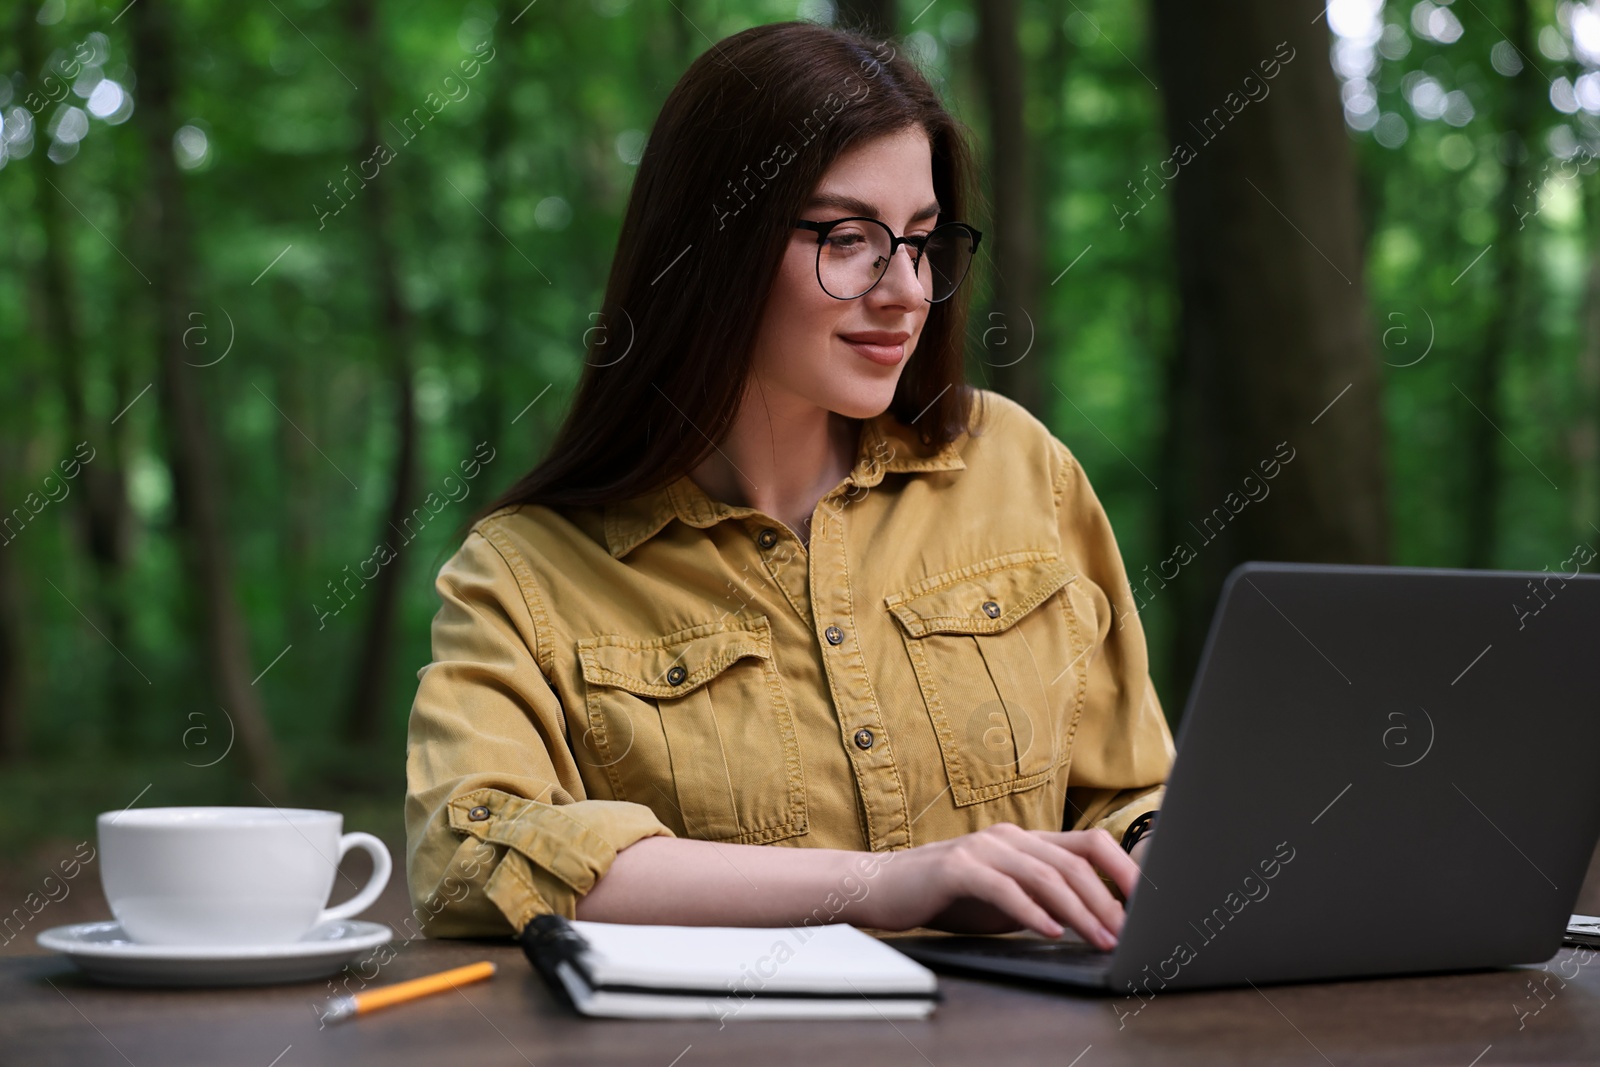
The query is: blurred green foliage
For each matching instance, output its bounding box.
[0,0,1597,858]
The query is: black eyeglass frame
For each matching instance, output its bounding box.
[793,216,984,303]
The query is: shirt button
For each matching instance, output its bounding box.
[666,665,688,685]
[468,805,491,822]
[757,527,779,549]
[982,600,1001,618]
[854,728,875,750]
[825,625,844,645]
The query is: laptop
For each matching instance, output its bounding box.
[887,561,1600,996]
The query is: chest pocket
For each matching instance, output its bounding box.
[577,616,807,845]
[885,552,1091,806]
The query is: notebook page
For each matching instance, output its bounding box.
[569,920,938,995]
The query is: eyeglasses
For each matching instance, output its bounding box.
[794,216,982,302]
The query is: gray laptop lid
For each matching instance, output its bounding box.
[1111,561,1600,993]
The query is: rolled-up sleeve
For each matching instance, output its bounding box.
[1049,439,1176,844]
[404,524,675,938]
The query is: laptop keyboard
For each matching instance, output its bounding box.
[927,937,1113,965]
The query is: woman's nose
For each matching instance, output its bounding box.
[871,243,924,305]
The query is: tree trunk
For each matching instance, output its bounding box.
[1150,0,1389,702]
[975,0,1044,413]
[1038,0,1075,226]
[274,340,318,650]
[1582,179,1600,532]
[20,8,139,746]
[1462,0,1537,569]
[834,0,895,38]
[473,2,514,457]
[0,434,25,762]
[667,0,695,66]
[130,0,284,792]
[103,139,150,745]
[342,0,420,747]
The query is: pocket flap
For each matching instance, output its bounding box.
[578,617,772,698]
[885,553,1075,638]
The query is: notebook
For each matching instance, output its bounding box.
[517,915,940,1020]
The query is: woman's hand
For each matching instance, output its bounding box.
[853,822,1139,950]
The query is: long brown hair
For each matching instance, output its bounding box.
[471,20,984,527]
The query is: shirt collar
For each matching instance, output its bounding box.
[603,408,967,559]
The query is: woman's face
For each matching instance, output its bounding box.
[747,126,938,422]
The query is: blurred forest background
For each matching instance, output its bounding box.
[1,0,1598,871]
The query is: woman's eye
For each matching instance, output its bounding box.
[827,233,868,249]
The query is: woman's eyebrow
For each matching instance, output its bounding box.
[804,192,942,222]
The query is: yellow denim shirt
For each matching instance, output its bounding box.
[404,389,1175,936]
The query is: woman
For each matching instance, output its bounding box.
[405,20,1173,951]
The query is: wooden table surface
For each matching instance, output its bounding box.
[9,837,1600,1066]
[7,933,1600,1066]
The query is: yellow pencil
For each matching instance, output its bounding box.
[320,960,497,1024]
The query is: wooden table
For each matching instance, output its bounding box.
[7,932,1600,1066]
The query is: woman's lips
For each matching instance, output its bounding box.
[841,334,909,366]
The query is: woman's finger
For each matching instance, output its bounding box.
[1003,836,1125,939]
[985,845,1118,948]
[956,863,1068,940]
[1045,828,1142,900]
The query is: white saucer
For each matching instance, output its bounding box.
[37,919,395,987]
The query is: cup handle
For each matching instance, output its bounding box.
[318,832,392,925]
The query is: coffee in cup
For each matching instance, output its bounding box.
[97,806,392,946]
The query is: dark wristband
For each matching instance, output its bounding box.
[1120,810,1158,852]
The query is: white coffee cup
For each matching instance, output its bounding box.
[97,806,392,946]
